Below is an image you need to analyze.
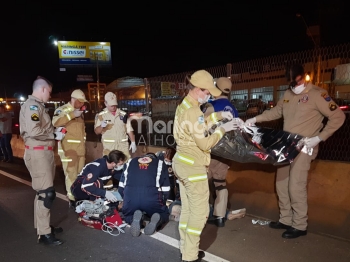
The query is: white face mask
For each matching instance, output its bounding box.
[291,83,306,94]
[114,165,123,171]
[164,160,172,166]
[198,94,210,104]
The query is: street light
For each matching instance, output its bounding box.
[305,73,311,81]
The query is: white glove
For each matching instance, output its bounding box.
[73,110,83,118]
[304,136,321,148]
[54,127,67,141]
[245,117,257,126]
[100,120,108,128]
[105,191,118,202]
[220,120,240,132]
[221,111,234,121]
[233,118,245,128]
[129,142,137,153]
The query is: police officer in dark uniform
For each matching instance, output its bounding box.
[118,153,171,237]
[71,150,126,202]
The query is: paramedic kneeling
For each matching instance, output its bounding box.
[71,150,126,202]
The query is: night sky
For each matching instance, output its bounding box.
[1,1,349,97]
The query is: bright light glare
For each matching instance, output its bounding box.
[53,40,58,45]
[19,96,25,101]
[305,74,311,81]
[100,42,106,45]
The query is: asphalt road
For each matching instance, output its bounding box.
[1,159,350,262]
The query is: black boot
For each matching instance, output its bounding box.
[282,227,307,239]
[69,200,76,209]
[207,216,225,227]
[38,233,63,245]
[50,226,63,234]
[269,221,291,230]
[182,250,205,262]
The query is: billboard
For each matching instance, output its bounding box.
[57,41,112,66]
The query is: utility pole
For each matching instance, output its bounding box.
[94,52,100,113]
[296,13,321,87]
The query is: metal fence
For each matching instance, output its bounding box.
[140,43,350,162]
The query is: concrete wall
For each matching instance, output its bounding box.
[9,135,350,240]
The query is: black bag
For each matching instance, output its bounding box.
[210,125,305,166]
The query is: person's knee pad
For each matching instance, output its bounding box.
[37,187,56,209]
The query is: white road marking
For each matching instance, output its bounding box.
[0,169,230,262]
[0,169,70,201]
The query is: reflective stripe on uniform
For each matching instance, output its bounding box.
[100,176,111,180]
[210,112,219,123]
[186,226,202,236]
[67,139,81,143]
[159,186,170,192]
[188,174,207,182]
[82,183,93,188]
[179,222,187,230]
[66,114,71,121]
[175,153,194,165]
[156,160,163,187]
[58,149,64,153]
[103,139,116,143]
[213,128,224,139]
[61,158,73,162]
[119,158,132,188]
[181,98,192,109]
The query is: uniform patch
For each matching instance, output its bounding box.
[300,94,309,103]
[329,102,337,111]
[321,92,332,102]
[139,163,149,170]
[29,105,38,110]
[198,115,204,124]
[138,157,152,164]
[87,173,93,180]
[283,100,289,103]
[31,113,39,121]
[56,110,62,114]
[168,167,174,174]
[120,115,124,120]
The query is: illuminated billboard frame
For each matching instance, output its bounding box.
[57,41,112,66]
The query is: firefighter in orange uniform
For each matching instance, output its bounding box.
[172,70,239,262]
[52,89,87,208]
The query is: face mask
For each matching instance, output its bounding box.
[114,165,123,171]
[164,160,172,166]
[198,94,210,104]
[291,83,306,94]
